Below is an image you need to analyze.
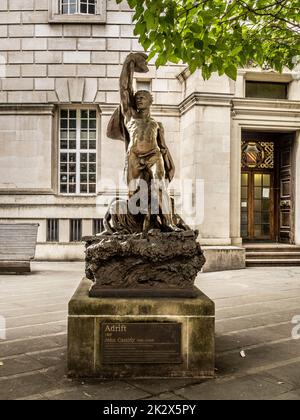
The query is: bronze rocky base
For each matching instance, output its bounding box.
[84,229,206,298]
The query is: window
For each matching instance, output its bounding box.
[59,109,97,195]
[93,219,104,235]
[70,219,82,242]
[47,219,59,242]
[136,80,152,92]
[49,0,106,23]
[246,81,288,100]
[61,0,96,15]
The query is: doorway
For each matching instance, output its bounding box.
[241,132,295,243]
[241,171,274,241]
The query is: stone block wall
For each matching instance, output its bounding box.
[0,0,185,106]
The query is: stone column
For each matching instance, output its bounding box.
[230,120,243,246]
[59,219,69,243]
[82,219,92,237]
[180,93,233,246]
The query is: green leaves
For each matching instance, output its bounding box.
[190,23,203,33]
[144,9,156,31]
[117,0,300,80]
[225,64,238,81]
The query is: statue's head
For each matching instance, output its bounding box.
[135,90,153,111]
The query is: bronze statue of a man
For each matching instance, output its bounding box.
[107,53,180,232]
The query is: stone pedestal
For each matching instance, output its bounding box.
[68,278,215,379]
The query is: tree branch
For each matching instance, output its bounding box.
[236,0,300,28]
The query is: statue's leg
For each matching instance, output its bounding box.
[127,152,141,198]
[96,199,118,236]
[102,211,115,235]
[140,156,157,232]
[152,156,182,232]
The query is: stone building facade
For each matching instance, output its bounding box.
[0,1,300,269]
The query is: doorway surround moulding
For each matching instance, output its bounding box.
[230,98,300,247]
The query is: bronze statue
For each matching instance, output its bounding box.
[85,54,206,297]
[104,53,183,234]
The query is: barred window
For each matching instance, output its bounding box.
[61,0,96,15]
[47,219,59,242]
[59,109,97,195]
[70,219,82,242]
[93,219,104,235]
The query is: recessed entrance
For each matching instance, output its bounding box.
[241,171,274,240]
[241,131,295,244]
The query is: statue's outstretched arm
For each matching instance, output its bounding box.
[119,53,149,122]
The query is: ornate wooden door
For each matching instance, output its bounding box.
[279,137,295,243]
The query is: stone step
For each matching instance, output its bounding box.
[246,252,300,260]
[246,259,300,267]
[245,247,300,253]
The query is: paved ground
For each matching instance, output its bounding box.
[0,262,300,400]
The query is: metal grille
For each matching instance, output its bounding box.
[259,142,275,169]
[70,219,82,242]
[61,0,96,14]
[93,219,104,235]
[242,141,274,169]
[47,219,59,242]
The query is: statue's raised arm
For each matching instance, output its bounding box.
[119,53,149,122]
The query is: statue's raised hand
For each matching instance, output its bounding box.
[125,53,149,73]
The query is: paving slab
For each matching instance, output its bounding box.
[4,321,67,341]
[216,341,300,376]
[272,389,300,400]
[126,379,204,395]
[174,374,293,401]
[145,392,187,400]
[26,348,67,370]
[263,362,300,388]
[4,311,67,329]
[0,334,66,358]
[216,323,295,352]
[0,372,58,400]
[0,354,46,377]
[216,308,300,335]
[44,381,151,401]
